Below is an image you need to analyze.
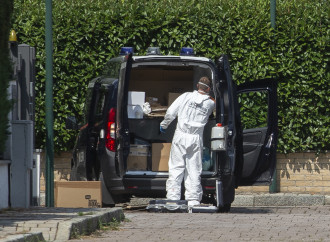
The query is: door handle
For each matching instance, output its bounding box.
[265,133,273,156]
[266,133,273,148]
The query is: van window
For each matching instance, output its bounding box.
[103,58,123,79]
[95,88,106,123]
[83,88,93,124]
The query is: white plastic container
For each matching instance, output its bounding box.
[211,124,227,151]
[128,91,145,119]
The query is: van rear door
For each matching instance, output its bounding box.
[103,54,133,177]
[116,54,132,176]
[236,79,278,185]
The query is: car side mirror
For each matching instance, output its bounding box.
[66,116,79,130]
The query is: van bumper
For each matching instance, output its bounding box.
[107,176,220,195]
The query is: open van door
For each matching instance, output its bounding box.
[116,54,133,176]
[215,56,278,210]
[102,53,133,177]
[236,79,278,185]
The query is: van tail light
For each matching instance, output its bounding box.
[106,108,116,151]
[204,186,216,190]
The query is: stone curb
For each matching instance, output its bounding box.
[233,194,330,207]
[2,208,123,242]
[55,207,123,241]
[4,232,44,242]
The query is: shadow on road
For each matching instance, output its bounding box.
[230,207,273,214]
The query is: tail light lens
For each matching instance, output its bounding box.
[106,108,116,151]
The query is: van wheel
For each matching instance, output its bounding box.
[218,203,231,213]
[102,202,115,208]
[100,173,130,207]
[102,194,131,207]
[113,194,131,204]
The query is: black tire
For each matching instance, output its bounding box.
[100,173,131,207]
[201,193,217,205]
[112,194,131,204]
[205,194,231,213]
[218,203,231,213]
[102,202,115,208]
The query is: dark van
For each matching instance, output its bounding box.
[67,47,278,212]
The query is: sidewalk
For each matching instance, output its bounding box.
[0,193,329,242]
[0,207,123,242]
[233,193,330,207]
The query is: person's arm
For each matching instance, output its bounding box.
[209,97,216,118]
[160,93,188,129]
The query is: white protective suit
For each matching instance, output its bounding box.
[160,90,215,203]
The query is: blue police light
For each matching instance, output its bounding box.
[180,47,195,56]
[119,47,134,55]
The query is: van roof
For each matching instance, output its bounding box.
[133,55,212,63]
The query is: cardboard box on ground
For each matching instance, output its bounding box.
[55,181,102,208]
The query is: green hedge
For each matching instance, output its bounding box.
[0,0,13,154]
[12,0,329,153]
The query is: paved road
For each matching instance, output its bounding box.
[71,206,330,241]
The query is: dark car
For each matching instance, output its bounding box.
[67,47,278,212]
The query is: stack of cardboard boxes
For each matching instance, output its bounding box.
[127,145,149,170]
[127,91,181,172]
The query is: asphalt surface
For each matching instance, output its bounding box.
[0,194,329,242]
[72,206,330,242]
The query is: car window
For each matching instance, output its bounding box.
[83,88,93,124]
[238,91,268,129]
[103,58,124,78]
[95,88,106,123]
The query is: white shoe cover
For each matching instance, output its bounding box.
[188,200,200,207]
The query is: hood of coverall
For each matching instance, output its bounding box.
[193,90,210,105]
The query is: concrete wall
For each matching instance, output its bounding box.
[236,152,330,194]
[40,152,71,191]
[0,164,9,208]
[40,152,330,195]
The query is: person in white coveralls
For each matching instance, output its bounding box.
[160,76,215,207]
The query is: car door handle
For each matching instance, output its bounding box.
[266,133,273,148]
[265,133,274,156]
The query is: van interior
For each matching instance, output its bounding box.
[126,62,217,174]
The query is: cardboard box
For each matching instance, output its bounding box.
[55,181,102,208]
[127,156,147,170]
[128,91,145,119]
[148,105,168,117]
[152,143,171,171]
[168,92,181,106]
[127,145,149,170]
[146,96,160,106]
